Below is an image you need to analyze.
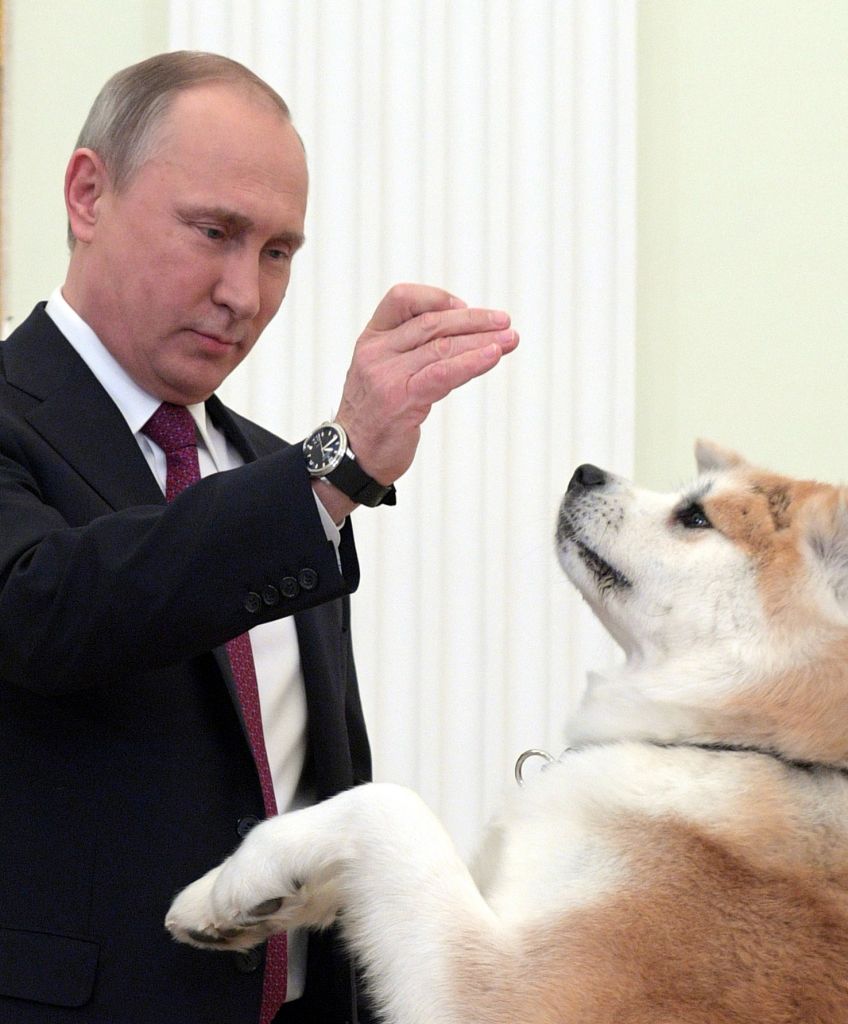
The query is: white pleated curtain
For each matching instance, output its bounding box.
[170,0,635,857]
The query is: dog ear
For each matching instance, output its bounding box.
[803,490,848,609]
[695,439,746,474]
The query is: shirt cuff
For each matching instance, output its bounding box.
[312,488,344,571]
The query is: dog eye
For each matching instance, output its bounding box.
[675,503,712,530]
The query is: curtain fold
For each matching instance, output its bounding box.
[170,0,635,856]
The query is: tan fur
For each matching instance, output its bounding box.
[703,473,843,624]
[704,473,819,595]
[455,812,848,1023]
[700,473,848,764]
[723,639,848,764]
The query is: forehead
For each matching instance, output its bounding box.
[139,82,308,214]
[157,80,297,146]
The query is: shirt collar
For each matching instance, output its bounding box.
[45,287,226,469]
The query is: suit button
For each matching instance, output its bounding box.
[244,592,262,614]
[261,585,280,606]
[236,815,260,838]
[298,568,318,591]
[280,576,299,599]
[234,947,263,973]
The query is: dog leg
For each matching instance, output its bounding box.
[167,783,506,1024]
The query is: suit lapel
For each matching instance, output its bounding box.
[3,306,164,509]
[205,394,258,462]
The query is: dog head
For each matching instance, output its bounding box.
[556,441,848,764]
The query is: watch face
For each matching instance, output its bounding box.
[303,423,346,476]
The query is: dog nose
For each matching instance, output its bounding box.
[568,464,608,492]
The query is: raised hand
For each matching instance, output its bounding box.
[316,283,518,518]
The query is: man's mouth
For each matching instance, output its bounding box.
[190,329,242,350]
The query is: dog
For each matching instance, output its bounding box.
[167,441,848,1022]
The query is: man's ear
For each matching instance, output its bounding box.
[695,439,747,474]
[65,148,109,244]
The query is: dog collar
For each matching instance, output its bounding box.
[514,741,848,788]
[655,741,848,777]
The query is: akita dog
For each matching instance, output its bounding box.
[167,442,848,1022]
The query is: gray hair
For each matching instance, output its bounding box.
[68,50,292,245]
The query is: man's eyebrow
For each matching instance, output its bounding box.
[271,230,306,253]
[180,204,251,230]
[179,205,305,250]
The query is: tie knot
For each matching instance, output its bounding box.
[142,402,197,454]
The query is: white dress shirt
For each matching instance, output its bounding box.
[45,287,322,999]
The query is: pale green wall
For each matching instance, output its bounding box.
[2,0,168,333]
[4,1,847,491]
[638,0,848,489]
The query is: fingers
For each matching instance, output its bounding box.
[401,323,519,379]
[407,332,518,407]
[405,307,512,355]
[365,283,467,334]
[364,282,514,358]
[372,303,511,356]
[364,283,515,361]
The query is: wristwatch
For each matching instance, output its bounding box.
[303,421,397,507]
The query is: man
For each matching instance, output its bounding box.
[0,52,517,1023]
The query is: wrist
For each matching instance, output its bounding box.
[311,478,357,526]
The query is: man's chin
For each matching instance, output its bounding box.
[152,365,229,406]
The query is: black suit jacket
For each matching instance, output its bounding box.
[0,306,372,1023]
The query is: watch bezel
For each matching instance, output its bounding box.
[303,421,349,477]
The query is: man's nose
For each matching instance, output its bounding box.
[212,252,262,320]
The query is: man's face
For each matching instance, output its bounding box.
[70,83,308,404]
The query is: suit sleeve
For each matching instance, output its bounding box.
[0,443,360,695]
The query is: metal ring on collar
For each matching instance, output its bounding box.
[514,748,557,787]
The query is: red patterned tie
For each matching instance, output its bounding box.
[142,402,287,1022]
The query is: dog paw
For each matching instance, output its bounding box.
[166,814,342,950]
[167,862,310,951]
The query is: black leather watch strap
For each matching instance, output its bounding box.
[326,452,397,507]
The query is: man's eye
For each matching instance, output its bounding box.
[675,503,712,529]
[201,226,225,240]
[266,247,291,262]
